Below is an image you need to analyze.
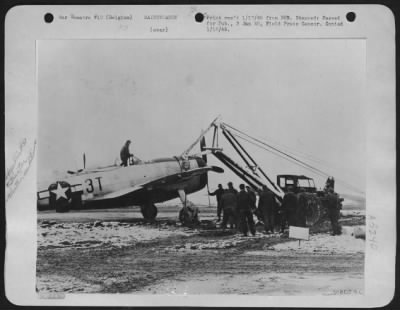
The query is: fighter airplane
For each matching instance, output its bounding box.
[37,119,224,223]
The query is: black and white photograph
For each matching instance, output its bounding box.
[36,38,368,295]
[5,5,395,307]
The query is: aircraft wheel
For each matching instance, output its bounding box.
[179,206,200,225]
[141,204,158,220]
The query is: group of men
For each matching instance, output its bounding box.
[209,182,342,236]
[121,140,341,235]
[209,182,256,236]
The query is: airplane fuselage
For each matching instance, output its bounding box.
[37,156,208,210]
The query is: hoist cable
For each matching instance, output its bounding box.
[233,133,329,178]
[223,123,331,178]
[231,132,364,194]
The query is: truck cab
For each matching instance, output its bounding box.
[276,174,317,193]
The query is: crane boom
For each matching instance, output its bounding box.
[210,122,284,201]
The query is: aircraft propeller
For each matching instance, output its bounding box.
[200,136,207,164]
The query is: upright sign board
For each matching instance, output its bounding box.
[289,226,310,241]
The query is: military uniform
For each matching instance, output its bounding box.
[296,192,308,227]
[209,187,224,220]
[237,189,256,236]
[280,191,297,232]
[327,191,341,235]
[220,190,238,229]
[247,188,257,210]
[258,189,277,233]
[120,142,132,167]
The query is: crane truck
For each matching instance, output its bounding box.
[200,119,343,227]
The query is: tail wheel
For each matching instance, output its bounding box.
[306,196,321,226]
[140,203,158,220]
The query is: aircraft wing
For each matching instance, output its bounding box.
[143,166,224,189]
[99,185,144,200]
[98,166,223,200]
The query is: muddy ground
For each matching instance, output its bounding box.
[37,204,365,296]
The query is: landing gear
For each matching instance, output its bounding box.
[177,189,200,226]
[179,204,200,225]
[140,203,158,221]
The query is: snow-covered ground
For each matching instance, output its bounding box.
[261,230,365,255]
[137,272,363,295]
[38,221,195,249]
[165,232,279,252]
[37,205,365,296]
[37,275,103,294]
[38,220,365,254]
[341,209,365,216]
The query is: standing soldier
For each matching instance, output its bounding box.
[324,177,335,192]
[227,182,238,195]
[237,184,256,236]
[296,188,308,227]
[258,185,277,234]
[208,184,224,222]
[120,140,133,167]
[327,187,341,235]
[246,186,257,212]
[220,188,237,230]
[280,186,298,232]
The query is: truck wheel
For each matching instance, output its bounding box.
[306,197,321,226]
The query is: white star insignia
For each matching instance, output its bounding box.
[51,182,68,200]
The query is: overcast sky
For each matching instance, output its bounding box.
[38,39,365,203]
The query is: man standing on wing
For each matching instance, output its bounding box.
[120,140,133,167]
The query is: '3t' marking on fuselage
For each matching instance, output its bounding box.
[85,177,103,193]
